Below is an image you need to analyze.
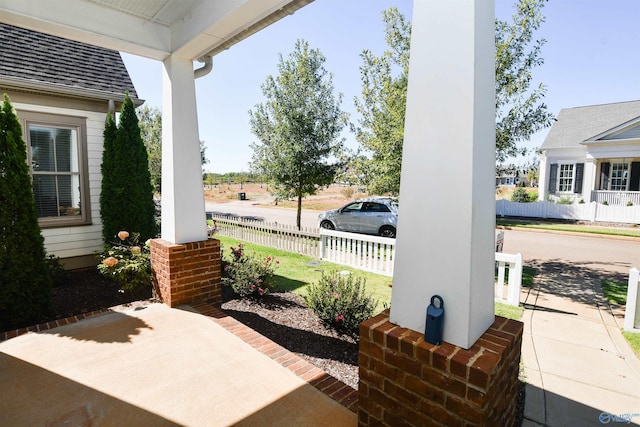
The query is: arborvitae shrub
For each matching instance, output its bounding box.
[100,94,158,244]
[0,94,52,328]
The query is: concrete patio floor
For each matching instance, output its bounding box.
[0,302,356,426]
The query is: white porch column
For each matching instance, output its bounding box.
[584,154,597,201]
[161,54,207,244]
[389,0,495,349]
[538,151,548,200]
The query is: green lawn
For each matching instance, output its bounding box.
[623,331,640,359]
[601,280,628,305]
[496,219,640,238]
[217,236,525,318]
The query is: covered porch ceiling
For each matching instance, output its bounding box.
[0,0,313,61]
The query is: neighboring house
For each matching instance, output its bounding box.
[539,100,640,206]
[0,22,142,269]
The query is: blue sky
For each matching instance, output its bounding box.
[122,0,640,174]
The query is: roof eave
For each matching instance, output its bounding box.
[0,76,144,106]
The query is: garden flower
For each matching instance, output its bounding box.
[117,231,129,241]
[333,292,340,299]
[130,246,141,254]
[335,314,345,323]
[258,287,265,294]
[103,256,119,267]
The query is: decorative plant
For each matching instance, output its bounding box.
[305,270,378,334]
[98,231,151,293]
[221,243,278,297]
[627,201,633,207]
[0,94,52,329]
[602,200,609,206]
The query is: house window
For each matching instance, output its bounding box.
[558,164,574,192]
[610,162,629,191]
[20,111,90,227]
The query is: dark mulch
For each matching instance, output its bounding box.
[1,268,153,333]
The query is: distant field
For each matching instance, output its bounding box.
[204,183,371,211]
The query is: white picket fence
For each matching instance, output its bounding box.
[625,268,640,331]
[495,252,523,307]
[496,199,640,224]
[318,229,396,276]
[209,215,319,256]
[210,215,523,306]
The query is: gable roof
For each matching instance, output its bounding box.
[541,100,640,150]
[0,22,140,104]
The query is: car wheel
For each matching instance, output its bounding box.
[379,225,396,238]
[320,220,335,230]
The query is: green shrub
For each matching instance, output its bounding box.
[46,254,70,288]
[510,187,531,203]
[222,243,278,297]
[579,199,585,204]
[305,271,378,334]
[602,200,609,206]
[627,201,633,207]
[0,94,52,329]
[98,231,152,293]
[100,95,158,244]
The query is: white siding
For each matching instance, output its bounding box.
[15,102,106,259]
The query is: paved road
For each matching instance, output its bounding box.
[207,200,640,274]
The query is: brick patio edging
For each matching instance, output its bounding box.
[190,300,359,413]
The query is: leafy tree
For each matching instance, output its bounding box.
[137,105,162,194]
[249,39,347,229]
[354,1,553,195]
[137,106,208,194]
[101,94,158,243]
[352,7,410,196]
[495,0,554,164]
[0,94,52,328]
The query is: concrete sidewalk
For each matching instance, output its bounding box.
[0,303,356,426]
[520,271,640,426]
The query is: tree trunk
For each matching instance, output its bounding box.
[296,194,302,230]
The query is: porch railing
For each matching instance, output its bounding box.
[591,190,640,206]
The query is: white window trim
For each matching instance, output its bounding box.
[556,162,575,193]
[18,110,91,228]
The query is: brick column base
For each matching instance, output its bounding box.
[149,238,221,307]
[359,310,523,426]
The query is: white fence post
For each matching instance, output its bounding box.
[624,268,640,331]
[507,253,523,306]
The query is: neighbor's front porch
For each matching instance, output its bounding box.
[591,157,640,205]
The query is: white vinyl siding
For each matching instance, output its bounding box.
[16,102,106,259]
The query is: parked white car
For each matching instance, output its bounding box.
[318,197,398,238]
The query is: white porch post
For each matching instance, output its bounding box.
[389,0,495,349]
[538,151,548,200]
[161,54,207,244]
[584,155,597,201]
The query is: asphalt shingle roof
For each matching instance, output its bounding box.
[541,100,640,149]
[0,22,139,101]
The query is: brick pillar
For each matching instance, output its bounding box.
[359,310,522,426]
[149,238,221,307]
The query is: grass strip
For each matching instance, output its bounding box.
[623,331,640,359]
[601,280,628,305]
[496,219,640,238]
